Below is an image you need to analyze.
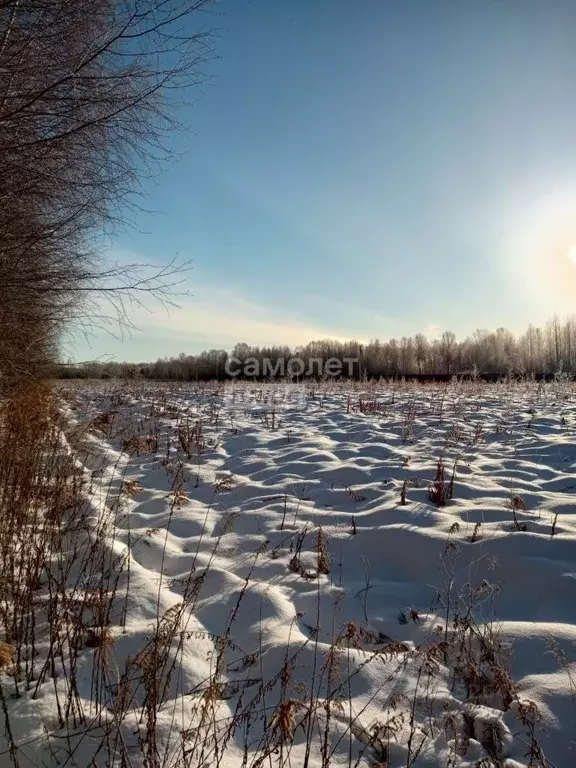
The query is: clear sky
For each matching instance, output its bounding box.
[68,0,576,363]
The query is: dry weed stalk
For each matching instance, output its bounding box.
[429,458,448,506]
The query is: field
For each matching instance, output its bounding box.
[4,377,576,767]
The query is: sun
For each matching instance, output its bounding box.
[506,193,576,315]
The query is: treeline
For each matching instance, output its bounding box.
[61,316,576,380]
[0,1,212,393]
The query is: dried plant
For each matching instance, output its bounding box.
[429,458,448,506]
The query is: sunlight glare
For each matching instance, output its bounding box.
[506,193,576,315]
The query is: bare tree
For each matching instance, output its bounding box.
[0,0,216,385]
[440,331,456,375]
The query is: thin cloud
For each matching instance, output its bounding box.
[130,284,354,348]
[424,323,442,340]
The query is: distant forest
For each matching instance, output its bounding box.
[61,316,576,381]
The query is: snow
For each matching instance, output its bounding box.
[5,377,576,766]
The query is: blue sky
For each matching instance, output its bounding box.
[69,0,576,362]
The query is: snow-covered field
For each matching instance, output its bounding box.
[12,378,576,767]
